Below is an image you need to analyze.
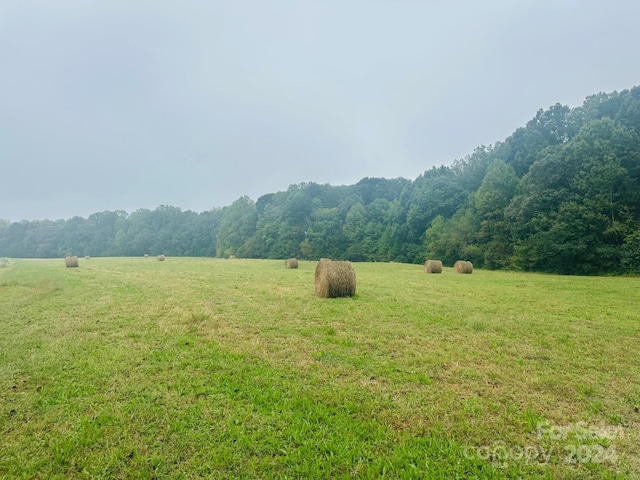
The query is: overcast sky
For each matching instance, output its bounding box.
[1,1,639,221]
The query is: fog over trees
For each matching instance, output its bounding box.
[2,87,640,275]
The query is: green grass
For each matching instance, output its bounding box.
[1,258,639,479]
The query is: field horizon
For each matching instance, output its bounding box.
[1,257,639,478]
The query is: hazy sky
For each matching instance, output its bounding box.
[1,1,639,221]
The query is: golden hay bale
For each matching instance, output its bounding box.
[424,259,443,273]
[315,258,331,292]
[315,259,356,298]
[453,260,473,274]
[65,256,79,268]
[285,258,299,269]
[157,254,165,261]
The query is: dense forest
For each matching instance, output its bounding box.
[2,87,640,275]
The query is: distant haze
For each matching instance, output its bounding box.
[1,0,639,221]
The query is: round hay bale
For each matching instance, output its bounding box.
[157,254,165,262]
[453,260,473,274]
[315,258,331,293]
[65,256,79,268]
[424,259,443,273]
[85,255,91,260]
[285,258,299,269]
[144,253,149,258]
[315,259,356,298]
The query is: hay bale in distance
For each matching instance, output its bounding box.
[144,253,149,258]
[424,259,443,273]
[85,255,91,260]
[65,256,79,268]
[453,260,473,274]
[285,258,299,269]
[315,259,356,298]
[157,254,165,262]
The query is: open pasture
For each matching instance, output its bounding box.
[1,258,639,478]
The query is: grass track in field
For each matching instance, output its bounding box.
[1,258,639,478]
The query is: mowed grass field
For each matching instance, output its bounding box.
[1,258,639,479]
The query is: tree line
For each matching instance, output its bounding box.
[2,86,640,274]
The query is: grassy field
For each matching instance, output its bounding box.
[1,257,639,479]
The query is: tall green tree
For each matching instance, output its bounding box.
[306,207,347,259]
[215,196,257,258]
[475,159,519,269]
